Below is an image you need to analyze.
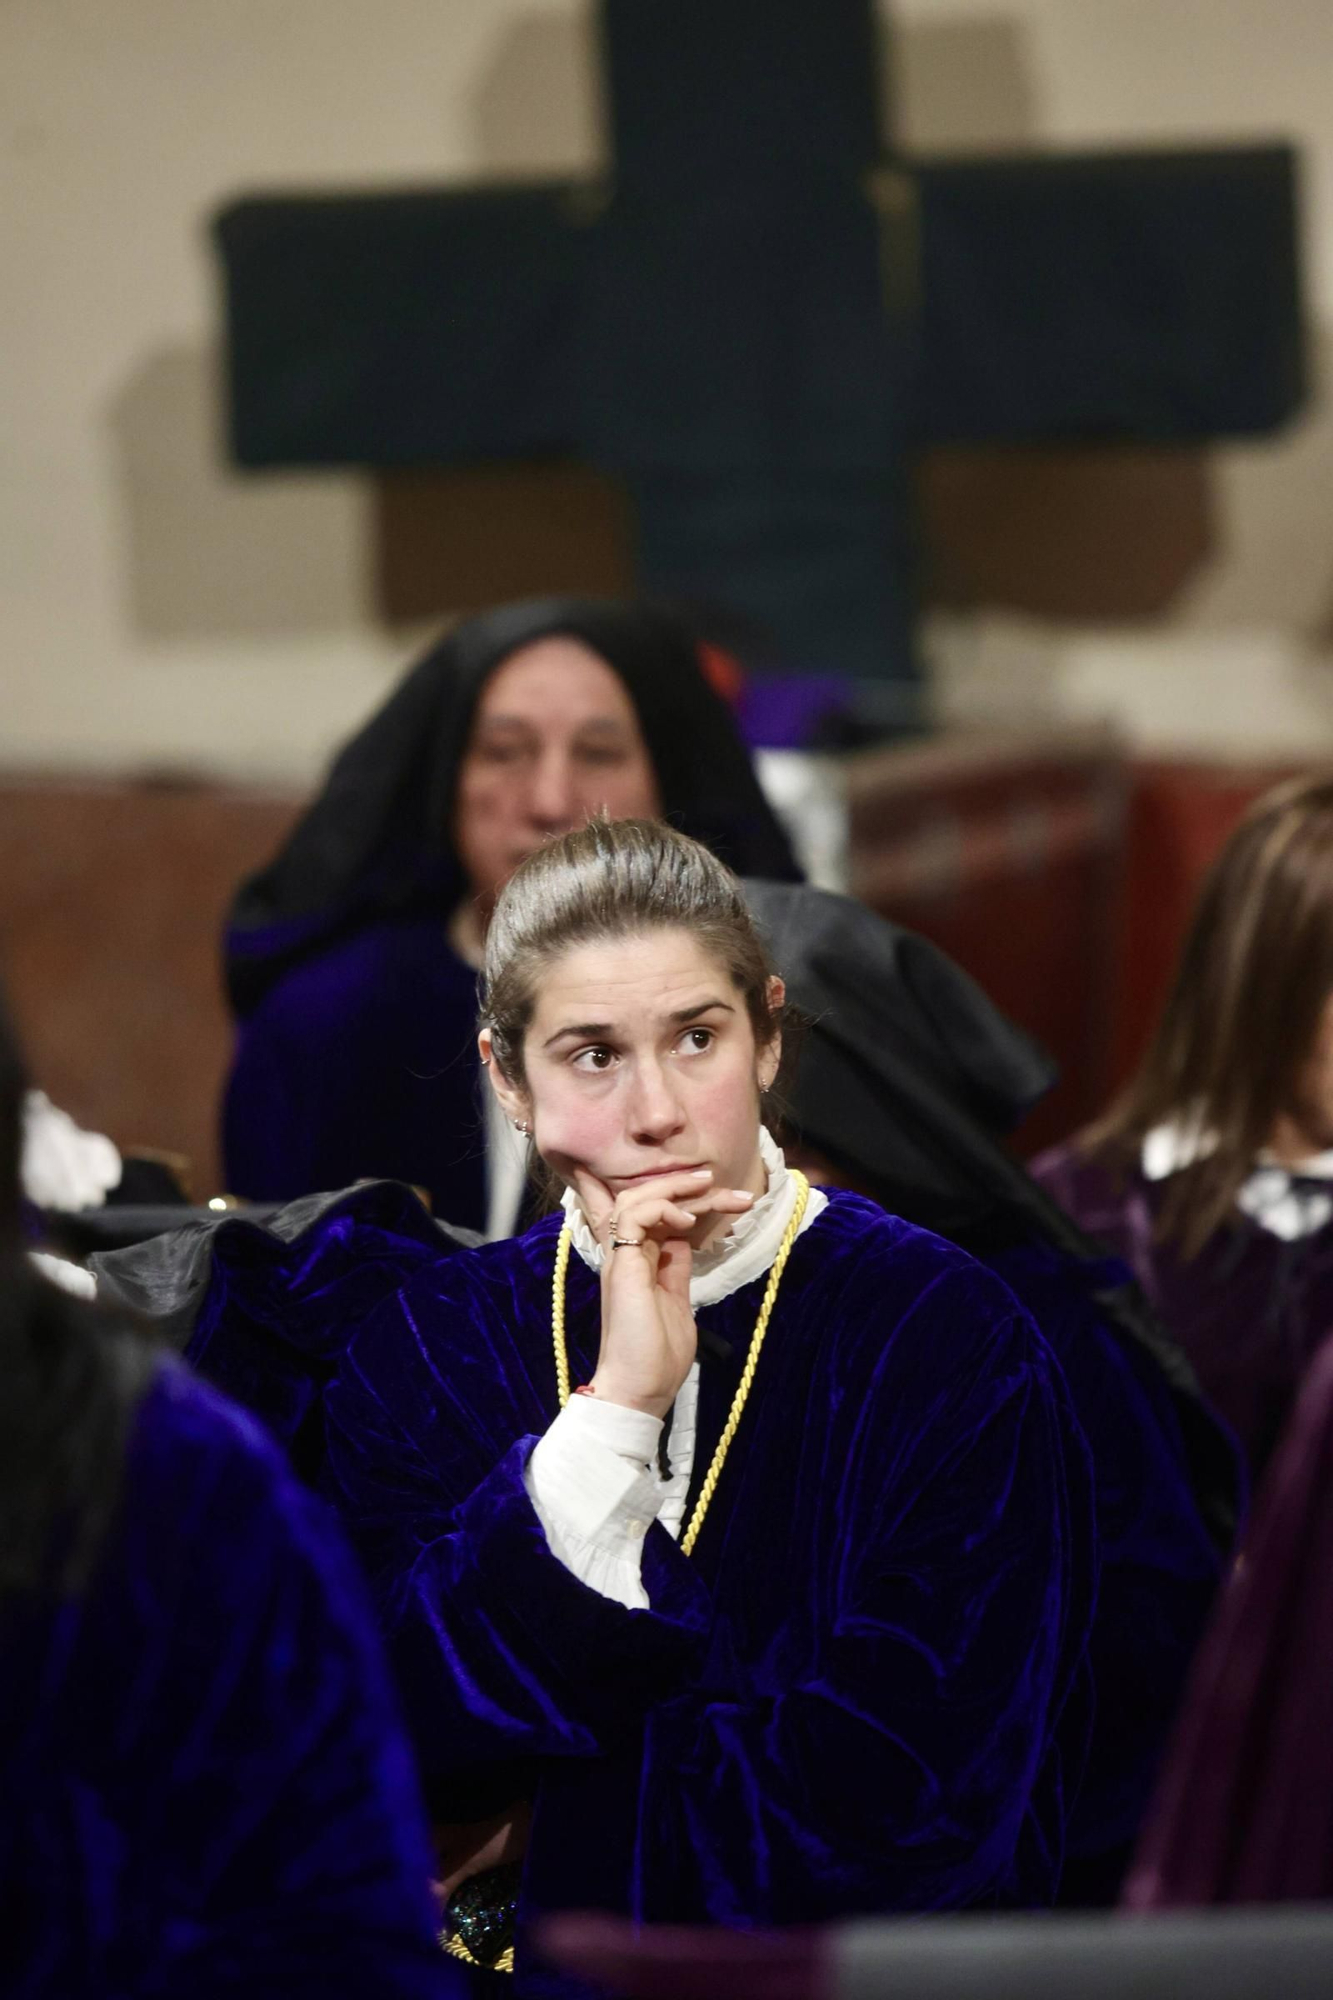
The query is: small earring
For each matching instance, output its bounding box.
[513,1119,531,1137]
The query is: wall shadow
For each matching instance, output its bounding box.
[471,8,605,178]
[1184,325,1333,642]
[106,343,370,639]
[889,11,1041,154]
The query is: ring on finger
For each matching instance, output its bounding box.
[609,1230,645,1250]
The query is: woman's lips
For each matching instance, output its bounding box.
[608,1163,708,1186]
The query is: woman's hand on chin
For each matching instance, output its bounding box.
[571,1166,755,1420]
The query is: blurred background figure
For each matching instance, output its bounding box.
[1036,775,1333,1481]
[222,595,799,1232]
[745,879,1240,1904]
[1126,1325,1333,1909]
[0,986,461,2000]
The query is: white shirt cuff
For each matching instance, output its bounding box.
[523,1395,665,1609]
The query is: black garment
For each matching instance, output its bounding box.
[225,596,802,1017]
[744,878,1239,1545]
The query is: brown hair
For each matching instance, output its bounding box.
[1087,772,1333,1256]
[481,817,784,1093]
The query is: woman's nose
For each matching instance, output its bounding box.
[627,1061,686,1142]
[527,750,579,831]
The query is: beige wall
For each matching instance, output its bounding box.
[0,0,603,782]
[900,0,1333,753]
[4,0,1333,779]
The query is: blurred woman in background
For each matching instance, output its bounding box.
[223,596,799,1236]
[0,988,459,1999]
[1034,774,1333,1479]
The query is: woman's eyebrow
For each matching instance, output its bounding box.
[666,997,735,1025]
[472,714,538,735]
[541,999,733,1050]
[543,1020,614,1050]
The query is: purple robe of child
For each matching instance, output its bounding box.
[0,1358,460,2000]
[1033,1140,1333,1478]
[1125,1329,1333,1907]
[321,1189,1098,1995]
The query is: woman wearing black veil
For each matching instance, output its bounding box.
[223,598,799,1234]
[740,878,1243,1904]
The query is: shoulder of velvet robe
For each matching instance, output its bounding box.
[235,912,478,1045]
[10,1357,459,1999]
[790,1185,1059,1366]
[323,1213,572,1488]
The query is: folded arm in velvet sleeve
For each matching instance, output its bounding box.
[321,1271,714,1796]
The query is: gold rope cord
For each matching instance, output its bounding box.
[551,1220,573,1408]
[451,1174,811,1971]
[440,1930,516,1974]
[551,1171,810,1557]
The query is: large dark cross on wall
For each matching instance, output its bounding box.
[215,0,1304,694]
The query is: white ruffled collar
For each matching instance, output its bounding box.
[1142,1115,1333,1242]
[560,1127,826,1306]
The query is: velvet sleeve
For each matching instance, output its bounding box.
[64,1365,461,1999]
[629,1264,1097,1919]
[323,1280,713,1803]
[982,1236,1234,1899]
[222,991,324,1202]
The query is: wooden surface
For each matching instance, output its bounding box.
[846,727,1130,1155]
[0,747,1309,1204]
[0,775,300,1197]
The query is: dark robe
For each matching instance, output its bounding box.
[223,919,487,1225]
[1033,1139,1333,1480]
[741,881,1242,1903]
[222,597,801,1211]
[88,1180,479,1486]
[320,1190,1098,1993]
[1125,1330,1333,1907]
[0,1359,458,2000]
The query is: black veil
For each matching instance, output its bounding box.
[744,878,1241,1550]
[226,597,802,1016]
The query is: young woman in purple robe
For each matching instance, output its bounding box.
[0,993,461,1999]
[320,818,1099,1985]
[1034,774,1333,1480]
[222,598,799,1236]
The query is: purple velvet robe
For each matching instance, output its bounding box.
[1125,1330,1333,1907]
[321,1190,1098,1991]
[0,1361,460,2000]
[1033,1140,1333,1478]
[980,1236,1227,1904]
[223,919,488,1230]
[107,1179,1226,1912]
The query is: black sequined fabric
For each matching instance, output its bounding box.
[446,1863,521,1968]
